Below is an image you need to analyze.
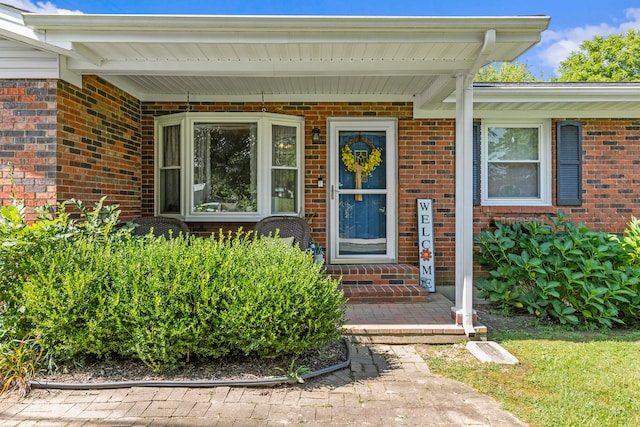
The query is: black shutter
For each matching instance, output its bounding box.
[473,122,481,206]
[556,121,582,206]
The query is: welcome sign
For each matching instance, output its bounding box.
[417,199,435,292]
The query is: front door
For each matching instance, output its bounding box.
[328,118,397,264]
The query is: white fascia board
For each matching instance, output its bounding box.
[23,14,550,33]
[0,7,73,58]
[473,108,640,119]
[455,86,640,103]
[415,107,640,119]
[0,6,39,42]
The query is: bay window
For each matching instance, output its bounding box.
[155,112,304,221]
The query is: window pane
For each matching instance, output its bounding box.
[193,122,257,213]
[163,125,180,167]
[272,125,297,167]
[338,194,387,255]
[160,169,180,214]
[488,127,539,161]
[488,163,540,198]
[271,169,297,213]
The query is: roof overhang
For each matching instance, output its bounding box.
[3,7,550,108]
[416,83,640,118]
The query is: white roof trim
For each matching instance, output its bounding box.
[414,84,640,118]
[1,6,553,106]
[23,14,551,32]
[465,84,640,103]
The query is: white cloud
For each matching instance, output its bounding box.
[537,8,640,73]
[2,0,83,14]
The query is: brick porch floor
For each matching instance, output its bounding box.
[343,293,487,344]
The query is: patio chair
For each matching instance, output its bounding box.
[253,215,311,250]
[132,216,190,239]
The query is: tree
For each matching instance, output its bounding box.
[475,62,539,82]
[558,29,640,81]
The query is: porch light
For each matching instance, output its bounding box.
[311,127,321,142]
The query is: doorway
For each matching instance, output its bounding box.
[328,118,397,264]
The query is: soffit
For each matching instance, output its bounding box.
[16,13,549,105]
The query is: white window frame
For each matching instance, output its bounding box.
[154,112,304,222]
[481,120,551,206]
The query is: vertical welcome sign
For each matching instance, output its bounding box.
[417,199,435,292]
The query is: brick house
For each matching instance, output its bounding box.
[2,5,640,335]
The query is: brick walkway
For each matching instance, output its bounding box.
[0,342,525,426]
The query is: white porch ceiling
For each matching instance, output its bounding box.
[16,13,550,107]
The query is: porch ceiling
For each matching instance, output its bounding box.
[18,13,549,107]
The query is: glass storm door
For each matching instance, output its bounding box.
[328,119,397,263]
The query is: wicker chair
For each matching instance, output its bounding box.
[132,216,190,239]
[253,216,311,250]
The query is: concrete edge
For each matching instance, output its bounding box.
[466,341,519,365]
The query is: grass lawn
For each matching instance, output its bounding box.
[417,324,640,427]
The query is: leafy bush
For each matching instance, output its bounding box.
[0,197,345,379]
[19,233,344,371]
[622,216,640,267]
[474,211,640,327]
[0,197,134,341]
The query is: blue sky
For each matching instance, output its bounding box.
[5,0,640,79]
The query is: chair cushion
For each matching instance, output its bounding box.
[280,236,296,247]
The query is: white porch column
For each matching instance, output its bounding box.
[454,73,476,337]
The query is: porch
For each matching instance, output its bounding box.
[344,293,487,344]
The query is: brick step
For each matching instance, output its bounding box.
[339,284,428,303]
[325,263,428,303]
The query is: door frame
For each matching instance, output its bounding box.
[327,117,398,264]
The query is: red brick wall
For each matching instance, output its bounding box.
[57,76,142,220]
[0,79,57,220]
[475,118,640,237]
[567,118,640,231]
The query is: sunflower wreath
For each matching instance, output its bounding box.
[341,139,382,177]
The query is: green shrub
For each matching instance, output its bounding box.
[0,197,134,342]
[17,231,345,372]
[622,216,640,267]
[1,197,344,376]
[474,211,640,327]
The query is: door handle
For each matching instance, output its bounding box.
[331,185,335,200]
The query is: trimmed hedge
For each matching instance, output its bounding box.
[18,233,345,371]
[1,198,345,373]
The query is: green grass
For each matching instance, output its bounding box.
[417,329,640,427]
